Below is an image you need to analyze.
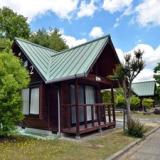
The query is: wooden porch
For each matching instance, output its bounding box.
[61,103,115,136]
[59,75,116,137]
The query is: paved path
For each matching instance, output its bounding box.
[118,128,160,160]
[116,117,160,128]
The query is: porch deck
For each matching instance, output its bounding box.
[62,121,115,134]
[61,103,116,135]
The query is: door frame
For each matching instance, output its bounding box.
[69,83,96,125]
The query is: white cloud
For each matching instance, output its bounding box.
[77,0,97,18]
[0,0,79,21]
[133,69,154,82]
[62,35,87,48]
[103,0,133,13]
[116,44,160,82]
[128,44,160,69]
[89,26,104,38]
[135,0,160,26]
[116,48,125,64]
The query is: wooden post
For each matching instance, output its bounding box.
[97,105,100,125]
[91,105,95,127]
[103,104,107,125]
[84,105,87,128]
[111,86,116,123]
[108,105,111,123]
[140,98,144,111]
[75,79,80,138]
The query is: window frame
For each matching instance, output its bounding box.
[22,85,40,117]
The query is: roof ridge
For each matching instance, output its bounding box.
[51,35,110,57]
[14,37,58,54]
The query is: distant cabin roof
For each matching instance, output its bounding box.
[132,81,156,97]
[14,35,118,83]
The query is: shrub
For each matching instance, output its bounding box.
[102,91,111,104]
[0,52,30,137]
[127,119,145,138]
[154,109,160,114]
[116,95,125,109]
[130,96,140,111]
[142,98,154,109]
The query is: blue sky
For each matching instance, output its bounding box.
[1,0,160,81]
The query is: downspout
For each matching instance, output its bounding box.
[57,87,61,136]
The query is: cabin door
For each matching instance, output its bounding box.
[85,86,96,121]
[70,85,96,124]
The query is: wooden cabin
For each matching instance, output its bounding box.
[12,35,120,138]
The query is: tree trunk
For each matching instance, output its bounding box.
[123,80,132,127]
[126,97,132,126]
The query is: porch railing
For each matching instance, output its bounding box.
[61,103,115,136]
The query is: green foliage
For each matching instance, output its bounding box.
[116,94,125,108]
[102,91,111,104]
[142,98,153,109]
[29,28,68,51]
[127,119,145,138]
[0,38,12,52]
[115,89,140,110]
[0,51,30,137]
[130,96,140,111]
[0,7,30,40]
[154,63,160,83]
[154,63,160,102]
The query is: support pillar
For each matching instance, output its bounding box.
[111,85,116,123]
[75,79,80,138]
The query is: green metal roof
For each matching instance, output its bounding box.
[14,35,110,83]
[132,81,156,97]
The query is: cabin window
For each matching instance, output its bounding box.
[22,89,29,115]
[30,88,39,115]
[22,87,40,115]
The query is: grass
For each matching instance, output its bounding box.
[0,129,136,160]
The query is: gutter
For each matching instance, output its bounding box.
[45,73,87,84]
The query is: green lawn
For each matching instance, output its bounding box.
[0,129,136,160]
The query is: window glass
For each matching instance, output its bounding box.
[30,88,39,115]
[70,85,75,104]
[85,86,96,121]
[22,89,29,115]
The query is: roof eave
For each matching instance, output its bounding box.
[45,73,87,84]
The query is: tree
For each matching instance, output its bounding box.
[154,63,160,102]
[110,49,144,126]
[29,28,68,51]
[0,38,12,52]
[0,7,30,40]
[102,90,111,104]
[0,51,30,137]
[130,95,140,111]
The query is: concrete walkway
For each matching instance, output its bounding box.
[119,128,160,160]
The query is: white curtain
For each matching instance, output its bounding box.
[30,88,39,115]
[79,86,85,122]
[70,85,76,123]
[22,89,29,115]
[85,86,96,121]
[71,85,85,123]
